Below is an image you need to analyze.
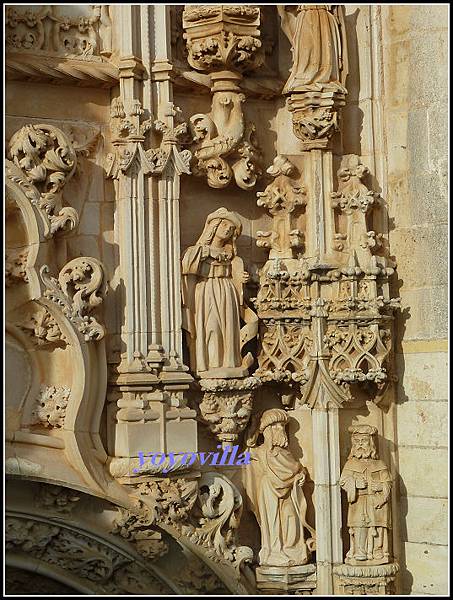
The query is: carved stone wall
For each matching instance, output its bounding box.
[5,4,447,596]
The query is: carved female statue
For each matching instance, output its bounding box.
[278,5,347,94]
[181,207,255,379]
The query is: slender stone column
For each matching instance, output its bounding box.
[312,406,343,594]
[105,6,196,481]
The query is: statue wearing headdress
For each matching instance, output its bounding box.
[244,408,316,567]
[340,425,393,565]
[278,5,348,94]
[181,207,257,379]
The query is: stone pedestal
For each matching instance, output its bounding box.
[333,563,399,595]
[256,564,317,595]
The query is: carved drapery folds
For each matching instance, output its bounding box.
[181,208,259,445]
[182,5,263,189]
[278,5,347,149]
[245,409,315,568]
[335,425,399,594]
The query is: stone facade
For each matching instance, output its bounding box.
[5,5,448,596]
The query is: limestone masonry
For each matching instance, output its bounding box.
[5,4,448,596]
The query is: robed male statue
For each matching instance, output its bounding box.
[244,408,315,567]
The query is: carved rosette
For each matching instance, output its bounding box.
[199,377,260,445]
[40,257,108,341]
[31,385,71,428]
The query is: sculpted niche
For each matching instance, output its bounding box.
[244,409,315,567]
[181,207,254,379]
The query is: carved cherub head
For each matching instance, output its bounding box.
[348,424,378,459]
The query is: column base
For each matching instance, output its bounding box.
[333,562,399,595]
[256,564,316,595]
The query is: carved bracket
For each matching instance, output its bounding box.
[183,5,263,73]
[199,377,260,446]
[182,6,263,189]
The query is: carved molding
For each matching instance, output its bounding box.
[333,562,399,595]
[34,484,81,515]
[255,155,399,408]
[6,53,119,88]
[5,6,109,59]
[5,512,173,594]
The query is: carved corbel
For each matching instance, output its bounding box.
[183,5,263,73]
[199,377,260,446]
[7,124,79,238]
[182,5,263,189]
[128,471,253,573]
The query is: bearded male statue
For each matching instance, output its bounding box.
[340,425,392,565]
[244,409,315,567]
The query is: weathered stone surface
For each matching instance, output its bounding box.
[400,497,448,546]
[398,447,448,498]
[396,400,447,447]
[401,542,448,595]
[390,225,448,289]
[4,4,448,596]
[396,287,448,340]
